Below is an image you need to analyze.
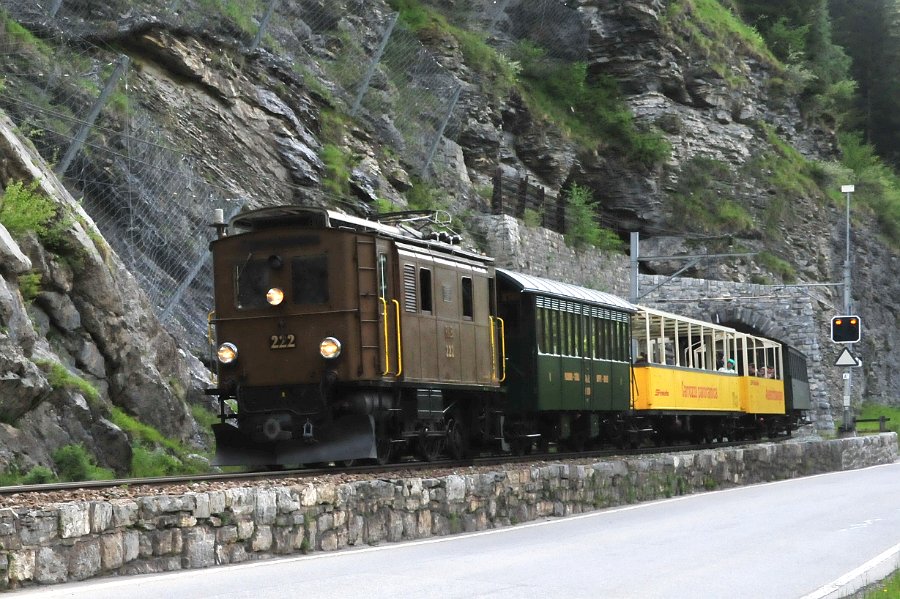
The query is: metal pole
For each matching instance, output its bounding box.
[351,12,398,116]
[250,0,278,51]
[421,83,462,180]
[48,0,63,17]
[842,186,853,432]
[160,202,244,322]
[54,55,130,177]
[630,232,639,304]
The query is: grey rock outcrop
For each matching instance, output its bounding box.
[0,112,196,475]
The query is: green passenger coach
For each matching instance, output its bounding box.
[496,269,636,450]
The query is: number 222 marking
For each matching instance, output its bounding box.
[270,334,296,349]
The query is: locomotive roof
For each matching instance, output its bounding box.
[497,269,636,312]
[230,206,493,264]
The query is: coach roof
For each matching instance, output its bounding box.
[497,269,636,312]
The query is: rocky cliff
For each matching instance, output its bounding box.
[0,113,200,476]
[0,0,897,476]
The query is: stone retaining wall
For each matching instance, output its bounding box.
[1,434,896,589]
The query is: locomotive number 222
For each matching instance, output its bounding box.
[270,334,296,349]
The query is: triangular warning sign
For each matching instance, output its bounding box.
[835,347,861,367]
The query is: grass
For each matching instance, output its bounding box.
[34,359,100,404]
[850,403,900,437]
[671,156,756,234]
[757,251,797,283]
[863,569,900,597]
[664,0,779,86]
[515,51,669,166]
[110,407,209,477]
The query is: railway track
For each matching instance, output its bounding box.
[0,438,769,500]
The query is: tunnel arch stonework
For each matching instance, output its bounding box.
[638,274,833,429]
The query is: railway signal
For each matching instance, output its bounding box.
[831,315,861,344]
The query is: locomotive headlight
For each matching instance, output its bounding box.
[266,287,285,306]
[217,342,238,364]
[319,337,342,359]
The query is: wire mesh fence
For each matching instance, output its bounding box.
[0,0,469,353]
[0,0,595,352]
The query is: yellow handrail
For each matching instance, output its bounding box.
[489,316,497,382]
[497,316,507,383]
[379,297,391,376]
[392,299,403,377]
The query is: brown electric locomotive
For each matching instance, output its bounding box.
[207,206,506,465]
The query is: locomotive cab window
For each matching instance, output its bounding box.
[291,254,329,304]
[461,277,473,319]
[419,268,433,313]
[234,258,271,309]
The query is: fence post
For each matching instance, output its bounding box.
[421,83,462,180]
[516,174,528,219]
[54,54,130,177]
[351,12,399,116]
[492,167,503,214]
[250,0,279,52]
[538,185,548,228]
[48,0,64,17]
[557,190,567,234]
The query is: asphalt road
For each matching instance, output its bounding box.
[19,461,900,599]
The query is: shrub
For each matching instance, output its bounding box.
[17,272,42,303]
[21,465,57,485]
[564,184,624,251]
[52,444,114,482]
[0,180,57,238]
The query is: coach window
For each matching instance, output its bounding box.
[419,268,433,313]
[536,307,544,353]
[291,255,329,304]
[461,277,473,319]
[550,310,559,355]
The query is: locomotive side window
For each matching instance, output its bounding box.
[234,258,270,309]
[419,268,433,313]
[461,277,473,319]
[291,254,329,304]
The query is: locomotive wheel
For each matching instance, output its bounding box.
[447,420,469,460]
[372,417,394,465]
[374,432,393,465]
[418,436,445,462]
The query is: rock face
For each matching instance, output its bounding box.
[0,113,195,476]
[0,0,896,482]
